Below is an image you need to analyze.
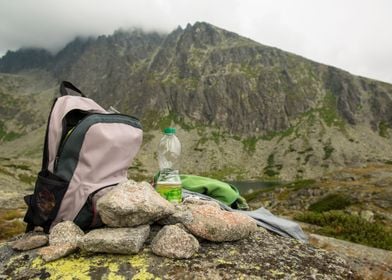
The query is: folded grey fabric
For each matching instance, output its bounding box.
[182,189,308,243]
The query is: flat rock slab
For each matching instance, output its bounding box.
[184,204,257,242]
[97,180,175,227]
[38,243,76,262]
[80,225,150,254]
[11,233,48,251]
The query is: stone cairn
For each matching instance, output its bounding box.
[12,180,257,262]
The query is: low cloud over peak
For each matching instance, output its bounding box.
[1,0,392,83]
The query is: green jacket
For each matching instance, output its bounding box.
[154,173,248,210]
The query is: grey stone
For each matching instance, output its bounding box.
[360,210,374,222]
[80,225,150,254]
[49,221,84,247]
[184,205,257,242]
[38,243,76,262]
[97,180,175,227]
[183,196,221,209]
[158,204,193,225]
[11,233,48,251]
[151,224,199,259]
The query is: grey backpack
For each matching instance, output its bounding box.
[24,81,143,232]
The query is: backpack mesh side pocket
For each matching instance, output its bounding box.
[23,170,69,233]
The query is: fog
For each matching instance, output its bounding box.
[1,0,391,83]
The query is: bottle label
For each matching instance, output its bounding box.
[156,182,182,203]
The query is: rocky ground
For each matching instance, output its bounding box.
[0,180,357,279]
[247,163,392,227]
[309,233,392,279]
[245,163,392,279]
[0,228,357,280]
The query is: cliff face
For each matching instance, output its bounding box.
[1,22,392,180]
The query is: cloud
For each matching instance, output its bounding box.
[0,0,392,83]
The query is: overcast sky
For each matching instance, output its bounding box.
[1,0,391,83]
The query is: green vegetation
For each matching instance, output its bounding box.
[18,174,36,186]
[323,143,334,160]
[258,126,295,142]
[242,181,282,202]
[308,193,354,212]
[0,121,22,142]
[263,153,281,178]
[200,166,245,181]
[0,208,26,241]
[242,137,258,153]
[295,210,392,250]
[379,121,390,138]
[282,179,316,191]
[319,92,342,127]
[142,111,195,132]
[239,64,260,80]
[211,131,222,145]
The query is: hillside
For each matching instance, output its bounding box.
[1,22,392,181]
[0,23,392,277]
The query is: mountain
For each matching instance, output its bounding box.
[1,22,392,181]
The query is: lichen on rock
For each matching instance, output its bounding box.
[0,228,357,279]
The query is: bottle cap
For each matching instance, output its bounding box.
[163,127,176,134]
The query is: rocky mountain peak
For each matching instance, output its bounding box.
[0,48,53,73]
[1,22,392,180]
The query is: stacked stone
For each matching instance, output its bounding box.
[12,180,257,262]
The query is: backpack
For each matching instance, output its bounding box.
[23,81,143,232]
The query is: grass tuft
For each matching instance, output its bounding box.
[295,210,392,250]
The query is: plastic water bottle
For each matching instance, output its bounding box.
[156,127,182,203]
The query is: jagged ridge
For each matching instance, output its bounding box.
[1,22,392,180]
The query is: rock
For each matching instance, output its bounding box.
[151,224,199,259]
[373,190,392,209]
[333,172,359,181]
[158,204,193,225]
[39,221,84,261]
[11,233,48,251]
[38,243,76,262]
[0,229,358,279]
[182,196,221,209]
[360,210,374,222]
[309,233,392,280]
[49,221,84,247]
[97,180,175,227]
[80,225,150,254]
[184,205,257,242]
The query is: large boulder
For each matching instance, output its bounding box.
[96,180,175,227]
[184,204,257,242]
[151,224,199,259]
[79,225,150,254]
